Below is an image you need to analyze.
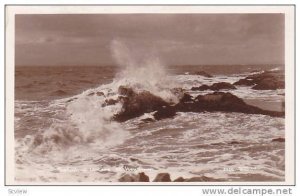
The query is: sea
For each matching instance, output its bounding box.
[14,64,285,183]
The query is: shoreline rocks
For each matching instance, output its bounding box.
[118,172,222,182]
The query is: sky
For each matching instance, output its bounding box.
[15,14,284,66]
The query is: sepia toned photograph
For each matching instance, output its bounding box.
[5,6,295,185]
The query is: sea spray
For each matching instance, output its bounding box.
[111,39,178,103]
[16,39,181,154]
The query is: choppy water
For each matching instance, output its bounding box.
[14,65,285,183]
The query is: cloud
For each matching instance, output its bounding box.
[15,14,284,66]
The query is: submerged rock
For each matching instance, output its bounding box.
[191,82,236,91]
[153,173,171,182]
[233,70,284,90]
[272,138,285,142]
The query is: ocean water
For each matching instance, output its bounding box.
[14,63,285,183]
[14,39,284,183]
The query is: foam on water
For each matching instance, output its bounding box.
[14,41,285,182]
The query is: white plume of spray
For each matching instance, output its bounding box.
[111,38,178,103]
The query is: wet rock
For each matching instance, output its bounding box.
[88,91,104,96]
[66,97,78,103]
[96,92,105,96]
[191,82,236,91]
[233,70,284,90]
[191,70,213,78]
[141,118,155,123]
[233,79,256,86]
[191,84,210,91]
[105,99,118,105]
[118,174,136,182]
[153,106,176,120]
[118,172,150,182]
[229,141,241,145]
[153,173,171,182]
[137,172,150,182]
[180,93,193,103]
[114,87,284,122]
[175,92,284,117]
[272,138,285,142]
[118,86,135,96]
[114,86,170,122]
[173,177,185,182]
[252,78,284,90]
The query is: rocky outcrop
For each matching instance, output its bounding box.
[175,92,284,117]
[119,172,222,182]
[118,172,150,182]
[252,78,284,90]
[114,86,171,122]
[153,173,171,182]
[191,82,236,91]
[113,87,284,122]
[233,70,284,90]
[233,79,256,86]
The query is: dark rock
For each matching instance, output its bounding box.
[118,174,135,182]
[191,84,210,91]
[96,92,105,96]
[105,99,118,105]
[137,172,150,182]
[252,78,284,90]
[171,88,185,97]
[180,93,194,103]
[272,138,285,142]
[88,91,104,96]
[245,70,285,90]
[191,71,213,78]
[141,118,155,123]
[173,177,185,182]
[118,86,135,96]
[210,82,236,91]
[191,82,236,91]
[175,92,284,118]
[153,106,176,120]
[233,79,256,86]
[66,97,78,103]
[153,173,171,182]
[118,172,150,182]
[114,87,284,122]
[114,86,170,122]
[229,141,241,145]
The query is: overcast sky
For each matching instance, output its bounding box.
[15,14,284,66]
